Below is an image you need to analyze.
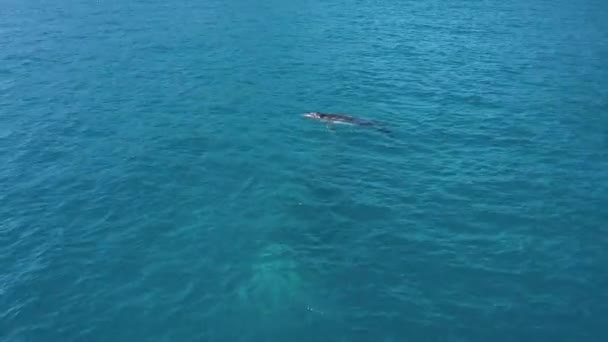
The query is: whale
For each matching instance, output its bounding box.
[303,112,391,133]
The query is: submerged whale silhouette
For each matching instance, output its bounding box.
[303,112,391,133]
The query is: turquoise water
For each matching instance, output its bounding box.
[2,0,608,340]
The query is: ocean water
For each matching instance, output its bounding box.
[1,0,608,341]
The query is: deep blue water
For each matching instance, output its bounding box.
[2,0,608,341]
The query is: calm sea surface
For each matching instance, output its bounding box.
[1,0,607,341]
